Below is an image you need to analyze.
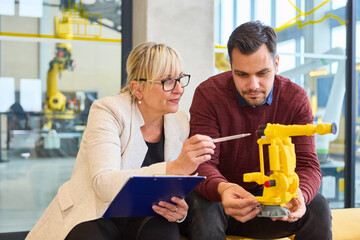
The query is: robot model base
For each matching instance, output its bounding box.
[257,205,290,218]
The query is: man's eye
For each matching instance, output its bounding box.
[258,71,269,76]
[237,73,247,77]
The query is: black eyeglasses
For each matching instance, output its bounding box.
[139,74,191,92]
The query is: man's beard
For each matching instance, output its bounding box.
[241,90,267,107]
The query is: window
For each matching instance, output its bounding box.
[215,0,360,209]
[0,0,121,233]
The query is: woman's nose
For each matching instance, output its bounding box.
[172,80,183,93]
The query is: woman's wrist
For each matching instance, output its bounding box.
[166,160,182,175]
[176,211,187,223]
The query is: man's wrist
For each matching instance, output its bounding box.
[218,182,236,196]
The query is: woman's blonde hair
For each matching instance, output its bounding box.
[120,42,182,100]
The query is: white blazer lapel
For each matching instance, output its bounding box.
[163,113,188,162]
[121,101,147,169]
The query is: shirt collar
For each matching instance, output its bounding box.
[236,86,274,107]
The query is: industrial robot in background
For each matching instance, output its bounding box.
[244,123,337,217]
[44,43,76,131]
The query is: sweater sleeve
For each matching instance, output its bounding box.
[291,93,321,205]
[189,86,228,202]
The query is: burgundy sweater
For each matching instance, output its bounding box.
[189,71,321,205]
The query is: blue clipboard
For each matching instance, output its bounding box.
[103,175,205,218]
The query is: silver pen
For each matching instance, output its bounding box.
[212,133,251,143]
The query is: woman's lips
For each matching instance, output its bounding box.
[168,98,180,104]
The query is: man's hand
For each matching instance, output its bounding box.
[271,188,306,222]
[218,182,260,223]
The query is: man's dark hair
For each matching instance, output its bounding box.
[227,21,277,63]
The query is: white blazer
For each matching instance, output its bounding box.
[26,92,189,240]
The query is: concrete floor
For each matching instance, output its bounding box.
[0,149,74,233]
[0,148,359,234]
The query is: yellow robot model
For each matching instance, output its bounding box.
[44,43,76,130]
[244,123,337,217]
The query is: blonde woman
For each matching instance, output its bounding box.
[26,42,215,240]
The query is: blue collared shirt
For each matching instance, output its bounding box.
[236,87,274,107]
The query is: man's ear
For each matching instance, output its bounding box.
[274,55,279,73]
[228,53,233,70]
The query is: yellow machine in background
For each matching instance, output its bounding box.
[43,43,76,130]
[244,123,337,217]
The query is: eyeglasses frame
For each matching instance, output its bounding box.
[138,74,191,92]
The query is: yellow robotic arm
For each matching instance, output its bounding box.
[244,123,336,217]
[43,43,76,130]
[46,43,74,112]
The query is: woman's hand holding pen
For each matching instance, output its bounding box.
[152,197,188,222]
[166,134,215,175]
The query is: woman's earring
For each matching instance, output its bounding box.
[138,97,142,104]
